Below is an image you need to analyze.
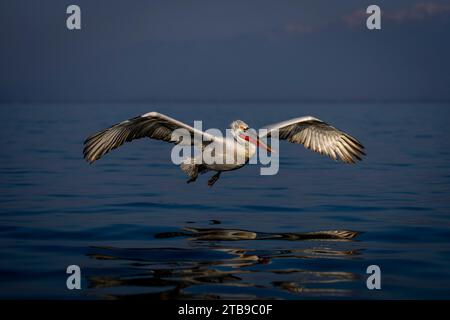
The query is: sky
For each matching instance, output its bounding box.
[1,0,450,102]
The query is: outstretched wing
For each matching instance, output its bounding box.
[260,116,365,164]
[83,112,215,163]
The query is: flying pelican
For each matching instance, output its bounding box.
[83,112,365,186]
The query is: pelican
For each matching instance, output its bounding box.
[83,112,365,186]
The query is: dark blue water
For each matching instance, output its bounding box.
[1,102,450,299]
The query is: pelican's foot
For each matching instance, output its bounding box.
[186,176,197,184]
[207,172,221,187]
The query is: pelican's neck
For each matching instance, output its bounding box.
[233,133,257,159]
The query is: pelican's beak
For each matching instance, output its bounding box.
[239,132,275,153]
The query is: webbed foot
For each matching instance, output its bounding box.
[207,172,221,187]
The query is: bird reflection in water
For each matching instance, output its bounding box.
[87,226,362,299]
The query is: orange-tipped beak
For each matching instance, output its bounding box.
[239,133,275,153]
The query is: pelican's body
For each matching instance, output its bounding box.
[198,142,253,171]
[83,112,365,186]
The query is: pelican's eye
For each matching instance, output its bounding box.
[243,127,249,132]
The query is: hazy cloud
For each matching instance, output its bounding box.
[282,23,316,35]
[343,2,450,27]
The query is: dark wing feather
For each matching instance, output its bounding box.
[83,112,214,163]
[261,116,365,164]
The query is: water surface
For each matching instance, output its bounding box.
[1,102,449,299]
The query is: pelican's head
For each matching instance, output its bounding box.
[230,120,272,153]
[230,120,250,134]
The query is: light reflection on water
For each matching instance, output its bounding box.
[87,226,362,300]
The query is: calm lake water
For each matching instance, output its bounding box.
[1,102,450,299]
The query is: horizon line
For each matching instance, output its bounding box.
[1,98,450,104]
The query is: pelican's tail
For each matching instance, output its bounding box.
[180,162,198,178]
[180,159,207,183]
